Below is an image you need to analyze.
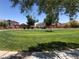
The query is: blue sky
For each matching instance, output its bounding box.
[0,0,79,24]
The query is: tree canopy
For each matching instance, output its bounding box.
[10,0,79,25]
[64,0,79,20]
[26,15,38,28]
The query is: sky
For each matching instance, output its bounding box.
[0,0,79,24]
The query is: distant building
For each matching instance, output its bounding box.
[7,20,20,29]
[0,19,20,29]
[36,22,66,28]
[20,23,27,29]
[35,23,45,28]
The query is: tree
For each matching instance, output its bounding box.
[69,20,79,28]
[64,0,79,20]
[10,0,35,13]
[20,23,27,29]
[44,14,55,28]
[10,0,79,25]
[10,0,63,26]
[0,21,8,28]
[26,15,38,29]
[7,20,11,26]
[64,20,79,28]
[39,0,64,27]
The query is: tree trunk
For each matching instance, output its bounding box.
[55,12,59,28]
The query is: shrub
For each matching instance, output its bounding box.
[65,20,79,28]
[45,28,53,32]
[20,23,27,29]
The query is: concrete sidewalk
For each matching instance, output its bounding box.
[0,51,17,58]
[0,49,79,59]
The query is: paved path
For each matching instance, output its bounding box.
[0,49,79,59]
[0,51,17,58]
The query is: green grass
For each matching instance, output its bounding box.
[0,29,79,51]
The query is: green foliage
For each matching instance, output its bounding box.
[27,15,35,25]
[20,23,27,29]
[7,20,11,26]
[10,0,79,25]
[10,0,63,24]
[26,15,38,28]
[69,20,79,28]
[39,0,63,24]
[44,15,54,26]
[45,29,53,32]
[0,21,8,28]
[65,20,79,28]
[64,0,79,20]
[10,0,35,13]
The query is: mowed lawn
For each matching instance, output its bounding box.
[0,29,79,51]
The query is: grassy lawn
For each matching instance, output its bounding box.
[0,29,79,51]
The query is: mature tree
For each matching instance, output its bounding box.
[10,0,35,13]
[69,20,79,28]
[10,0,63,25]
[39,0,79,22]
[44,14,55,28]
[39,0,64,27]
[64,0,79,20]
[26,15,38,29]
[10,0,79,26]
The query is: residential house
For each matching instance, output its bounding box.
[7,20,20,29]
[0,19,20,29]
[36,22,66,28]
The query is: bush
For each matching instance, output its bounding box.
[0,22,8,28]
[45,28,53,32]
[65,20,79,28]
[20,23,27,29]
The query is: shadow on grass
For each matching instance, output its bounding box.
[2,42,79,59]
[28,42,79,52]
